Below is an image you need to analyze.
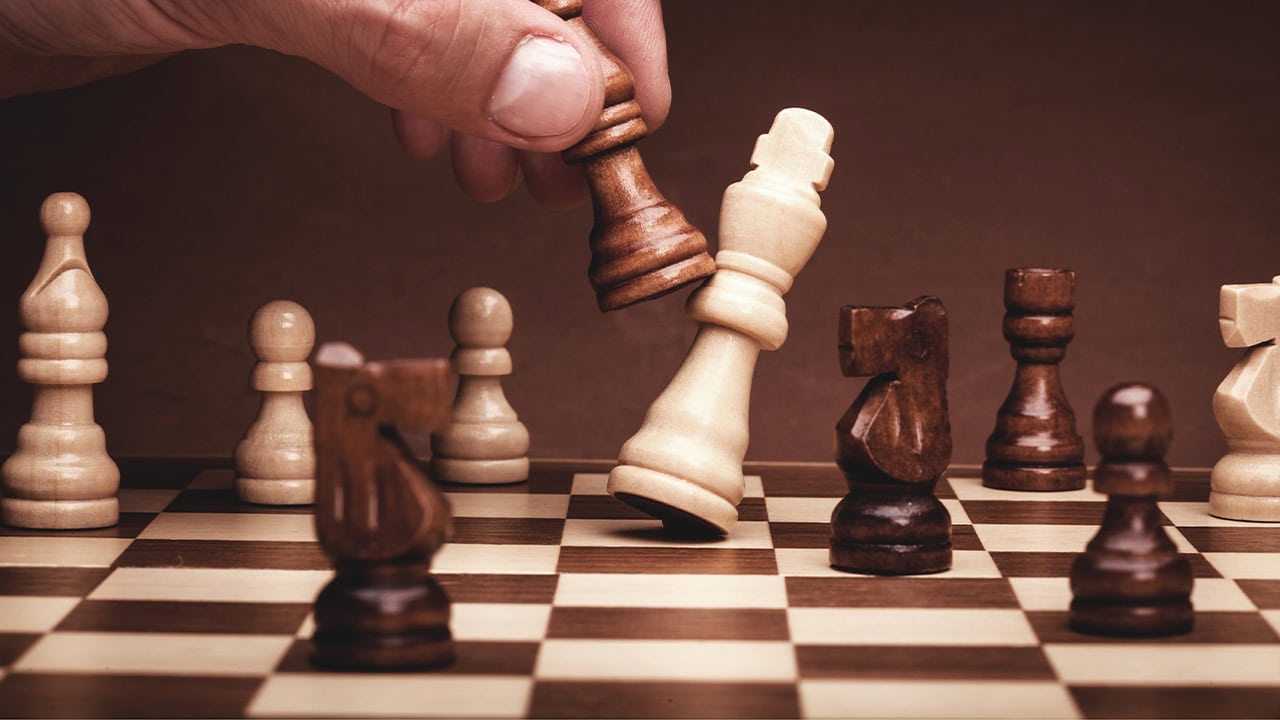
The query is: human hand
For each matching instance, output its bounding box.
[0,0,672,207]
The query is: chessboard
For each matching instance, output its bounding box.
[0,458,1277,719]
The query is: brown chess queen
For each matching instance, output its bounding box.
[534,0,715,312]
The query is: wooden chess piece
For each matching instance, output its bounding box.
[234,300,316,505]
[830,297,952,575]
[1,192,119,529]
[983,268,1086,491]
[607,108,834,535]
[1070,383,1194,636]
[533,0,715,312]
[431,288,530,484]
[311,342,455,669]
[1210,277,1280,521]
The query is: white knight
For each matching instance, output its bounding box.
[1211,276,1280,521]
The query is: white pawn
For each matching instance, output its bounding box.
[607,108,835,534]
[431,288,530,484]
[2,192,120,529]
[234,300,316,505]
[1210,276,1280,521]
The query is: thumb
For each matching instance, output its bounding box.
[210,0,605,152]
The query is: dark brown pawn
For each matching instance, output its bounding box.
[534,0,715,312]
[1070,383,1194,636]
[831,297,952,575]
[311,343,456,670]
[983,268,1086,491]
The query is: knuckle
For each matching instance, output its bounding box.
[358,0,466,94]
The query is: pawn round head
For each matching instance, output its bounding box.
[1093,383,1172,460]
[449,287,513,348]
[249,300,315,362]
[41,192,91,237]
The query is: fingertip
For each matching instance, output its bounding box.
[487,33,603,147]
[519,151,590,210]
[317,0,606,155]
[452,134,522,203]
[392,110,450,159]
[583,0,671,131]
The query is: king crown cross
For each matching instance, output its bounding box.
[748,109,835,192]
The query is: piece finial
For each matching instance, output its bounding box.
[449,287,513,348]
[40,192,91,236]
[250,300,315,363]
[748,109,835,193]
[1094,383,1172,461]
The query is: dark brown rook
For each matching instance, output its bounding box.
[983,268,1086,491]
[310,343,456,670]
[831,297,953,575]
[1070,383,1194,636]
[534,0,714,312]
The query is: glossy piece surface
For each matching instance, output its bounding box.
[983,268,1086,491]
[534,0,714,311]
[831,297,953,574]
[1070,383,1194,636]
[311,343,455,669]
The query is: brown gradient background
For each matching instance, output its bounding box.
[1,1,1277,468]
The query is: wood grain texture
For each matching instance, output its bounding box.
[55,600,310,634]
[555,546,779,575]
[786,577,1018,608]
[983,268,1087,491]
[233,300,315,505]
[430,288,529,484]
[795,645,1057,680]
[1,458,1277,719]
[0,674,261,719]
[608,108,834,535]
[831,296,953,574]
[529,680,801,720]
[1070,686,1280,720]
[1,193,118,529]
[311,343,455,669]
[533,0,714,311]
[546,607,790,640]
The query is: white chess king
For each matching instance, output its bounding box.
[1210,276,1280,521]
[2,192,119,529]
[607,108,835,534]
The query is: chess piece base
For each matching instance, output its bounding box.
[235,477,315,506]
[1209,453,1280,521]
[431,457,529,485]
[311,563,453,670]
[982,462,1086,491]
[596,253,717,312]
[829,541,952,575]
[828,489,952,575]
[1069,599,1194,637]
[608,465,738,535]
[1,497,117,529]
[311,628,453,671]
[1209,491,1280,522]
